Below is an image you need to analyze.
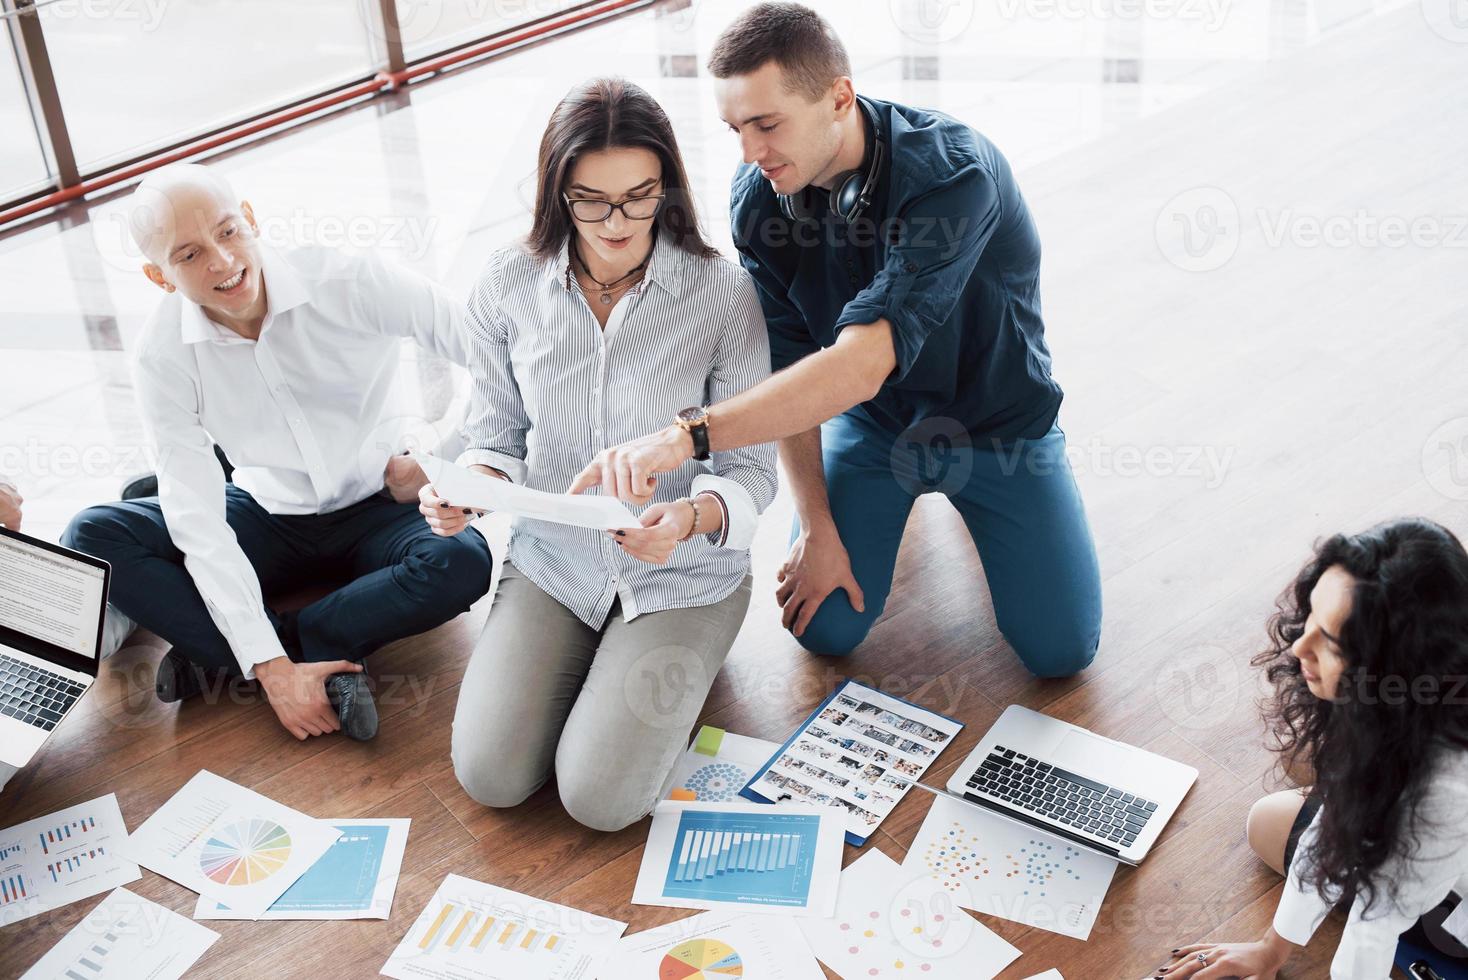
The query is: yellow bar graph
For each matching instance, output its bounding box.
[519,928,539,949]
[418,903,456,950]
[545,935,560,951]
[446,909,475,947]
[470,916,497,949]
[498,922,517,945]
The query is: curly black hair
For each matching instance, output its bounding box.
[1254,517,1468,915]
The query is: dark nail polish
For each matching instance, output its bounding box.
[615,530,625,536]
[462,508,472,514]
[1171,949,1179,954]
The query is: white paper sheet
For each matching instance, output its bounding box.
[903,795,1118,940]
[632,801,843,917]
[659,726,782,804]
[797,849,1021,980]
[599,909,824,979]
[1022,971,1065,979]
[19,886,218,979]
[380,873,626,980]
[742,680,963,844]
[0,793,140,928]
[412,452,639,530]
[193,818,409,920]
[120,770,341,920]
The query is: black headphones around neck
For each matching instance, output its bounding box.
[777,97,887,225]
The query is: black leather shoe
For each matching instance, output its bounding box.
[326,672,378,741]
[155,649,210,703]
[120,473,158,501]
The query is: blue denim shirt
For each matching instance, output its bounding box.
[730,96,1063,441]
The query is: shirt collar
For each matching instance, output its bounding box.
[548,229,688,300]
[179,244,312,345]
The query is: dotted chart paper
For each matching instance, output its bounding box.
[796,849,1020,980]
[901,795,1118,940]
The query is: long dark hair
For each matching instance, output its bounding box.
[1254,517,1468,914]
[527,77,717,262]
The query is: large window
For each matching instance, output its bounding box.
[395,0,586,58]
[38,0,378,170]
[0,20,47,199]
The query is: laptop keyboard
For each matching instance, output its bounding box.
[0,652,84,732]
[965,745,1159,848]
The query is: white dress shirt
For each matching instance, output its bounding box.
[1273,749,1468,977]
[459,232,778,628]
[133,245,468,677]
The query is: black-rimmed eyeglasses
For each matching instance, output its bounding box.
[563,193,665,223]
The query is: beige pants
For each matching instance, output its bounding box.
[451,563,752,831]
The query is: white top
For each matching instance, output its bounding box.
[458,233,778,627]
[132,245,468,677]
[1273,750,1468,978]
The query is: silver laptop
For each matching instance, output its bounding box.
[942,704,1198,866]
[0,526,109,768]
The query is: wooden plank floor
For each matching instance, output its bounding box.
[3,4,1465,977]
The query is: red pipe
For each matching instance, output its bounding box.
[0,0,649,228]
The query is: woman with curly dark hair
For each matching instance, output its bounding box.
[1154,518,1468,979]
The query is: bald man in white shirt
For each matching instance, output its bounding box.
[60,165,491,742]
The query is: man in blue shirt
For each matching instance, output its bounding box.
[570,2,1101,677]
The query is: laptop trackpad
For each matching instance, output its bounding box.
[1054,730,1137,780]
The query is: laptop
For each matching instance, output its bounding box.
[0,525,109,768]
[942,704,1198,866]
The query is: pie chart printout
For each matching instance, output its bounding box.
[199,819,293,886]
[660,937,745,978]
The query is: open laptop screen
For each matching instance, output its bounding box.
[0,529,107,665]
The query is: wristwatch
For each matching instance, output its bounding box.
[675,406,711,461]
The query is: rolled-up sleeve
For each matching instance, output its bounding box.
[697,270,778,551]
[457,254,530,485]
[134,350,287,678]
[834,165,1000,384]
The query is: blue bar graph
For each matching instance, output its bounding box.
[38,816,96,855]
[0,841,23,861]
[661,810,821,908]
[0,872,30,906]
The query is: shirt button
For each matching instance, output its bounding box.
[905,261,919,273]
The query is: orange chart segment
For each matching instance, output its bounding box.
[199,819,293,886]
[660,938,744,979]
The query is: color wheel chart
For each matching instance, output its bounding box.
[659,938,744,979]
[199,819,292,886]
[661,810,820,908]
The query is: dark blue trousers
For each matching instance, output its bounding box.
[61,485,493,673]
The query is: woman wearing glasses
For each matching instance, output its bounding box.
[420,77,777,831]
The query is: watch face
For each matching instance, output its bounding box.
[677,407,708,425]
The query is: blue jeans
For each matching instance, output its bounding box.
[793,409,1102,678]
[60,485,493,673]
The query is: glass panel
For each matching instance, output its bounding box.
[0,24,49,198]
[39,0,378,169]
[396,0,586,58]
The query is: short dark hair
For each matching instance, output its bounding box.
[707,2,851,102]
[527,77,715,262]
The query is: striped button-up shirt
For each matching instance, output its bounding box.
[457,232,778,628]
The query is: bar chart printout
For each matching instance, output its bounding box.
[633,802,843,916]
[17,887,218,980]
[380,874,627,980]
[0,794,139,928]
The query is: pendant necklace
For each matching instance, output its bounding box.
[572,238,648,306]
